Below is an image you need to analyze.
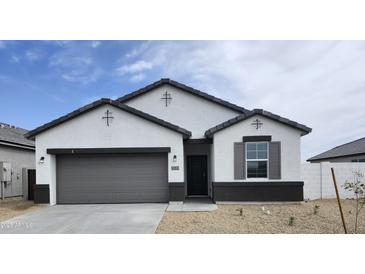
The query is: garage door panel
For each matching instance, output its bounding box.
[56,153,168,204]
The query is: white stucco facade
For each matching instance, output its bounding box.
[213,115,303,182]
[125,84,241,138]
[35,104,184,205]
[31,80,310,204]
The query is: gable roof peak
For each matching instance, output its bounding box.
[205,108,311,138]
[25,98,192,140]
[117,78,251,114]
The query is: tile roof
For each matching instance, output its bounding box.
[0,123,35,148]
[25,99,192,140]
[205,109,312,137]
[117,78,251,114]
[307,137,365,161]
[25,80,311,142]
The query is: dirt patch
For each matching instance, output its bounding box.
[0,197,45,222]
[156,199,365,234]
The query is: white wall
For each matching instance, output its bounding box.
[125,84,241,138]
[213,115,303,181]
[302,162,365,200]
[35,104,184,205]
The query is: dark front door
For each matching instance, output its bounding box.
[187,155,208,196]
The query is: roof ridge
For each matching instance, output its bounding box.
[331,136,365,150]
[25,98,192,139]
[0,122,34,147]
[117,78,251,114]
[307,136,365,161]
[0,122,28,130]
[205,108,311,137]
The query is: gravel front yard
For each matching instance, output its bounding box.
[156,199,365,234]
[0,198,45,222]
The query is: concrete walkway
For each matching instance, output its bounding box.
[167,198,217,212]
[0,204,167,234]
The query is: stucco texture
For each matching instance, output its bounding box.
[125,84,241,138]
[0,145,35,197]
[35,104,184,205]
[213,115,302,182]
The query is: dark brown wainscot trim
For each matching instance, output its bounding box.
[169,183,185,202]
[33,184,50,204]
[184,138,213,144]
[242,135,272,142]
[213,181,303,202]
[47,147,171,155]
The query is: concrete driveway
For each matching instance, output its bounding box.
[0,204,167,234]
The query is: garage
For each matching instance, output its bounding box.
[56,152,169,204]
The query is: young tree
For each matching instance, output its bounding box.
[344,170,365,233]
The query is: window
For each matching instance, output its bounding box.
[246,142,268,178]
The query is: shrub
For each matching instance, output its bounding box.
[344,170,365,233]
[288,216,295,226]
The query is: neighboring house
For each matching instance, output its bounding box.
[308,137,365,163]
[0,122,35,198]
[25,79,311,205]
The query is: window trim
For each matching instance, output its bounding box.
[245,141,269,179]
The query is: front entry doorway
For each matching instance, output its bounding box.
[187,155,208,196]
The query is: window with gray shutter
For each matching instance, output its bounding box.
[234,137,281,180]
[269,141,281,179]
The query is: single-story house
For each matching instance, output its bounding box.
[0,122,35,199]
[308,137,365,163]
[25,79,311,205]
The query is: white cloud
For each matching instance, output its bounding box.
[130,73,146,82]
[91,41,101,48]
[10,55,20,63]
[43,40,72,47]
[48,43,103,84]
[115,60,153,82]
[62,68,103,85]
[25,49,44,61]
[50,55,92,67]
[124,42,151,58]
[120,41,365,161]
[116,60,153,75]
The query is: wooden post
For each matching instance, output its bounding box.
[331,168,347,234]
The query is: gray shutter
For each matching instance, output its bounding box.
[234,142,245,179]
[269,141,281,179]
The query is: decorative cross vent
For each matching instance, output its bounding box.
[161,91,172,107]
[102,109,114,126]
[251,118,263,130]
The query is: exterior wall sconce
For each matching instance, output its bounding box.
[39,156,45,164]
[173,155,177,162]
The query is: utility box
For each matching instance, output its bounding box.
[0,162,12,182]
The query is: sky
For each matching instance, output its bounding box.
[1,40,365,161]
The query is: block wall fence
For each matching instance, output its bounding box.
[301,162,365,200]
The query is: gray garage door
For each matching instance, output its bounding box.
[56,153,168,204]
